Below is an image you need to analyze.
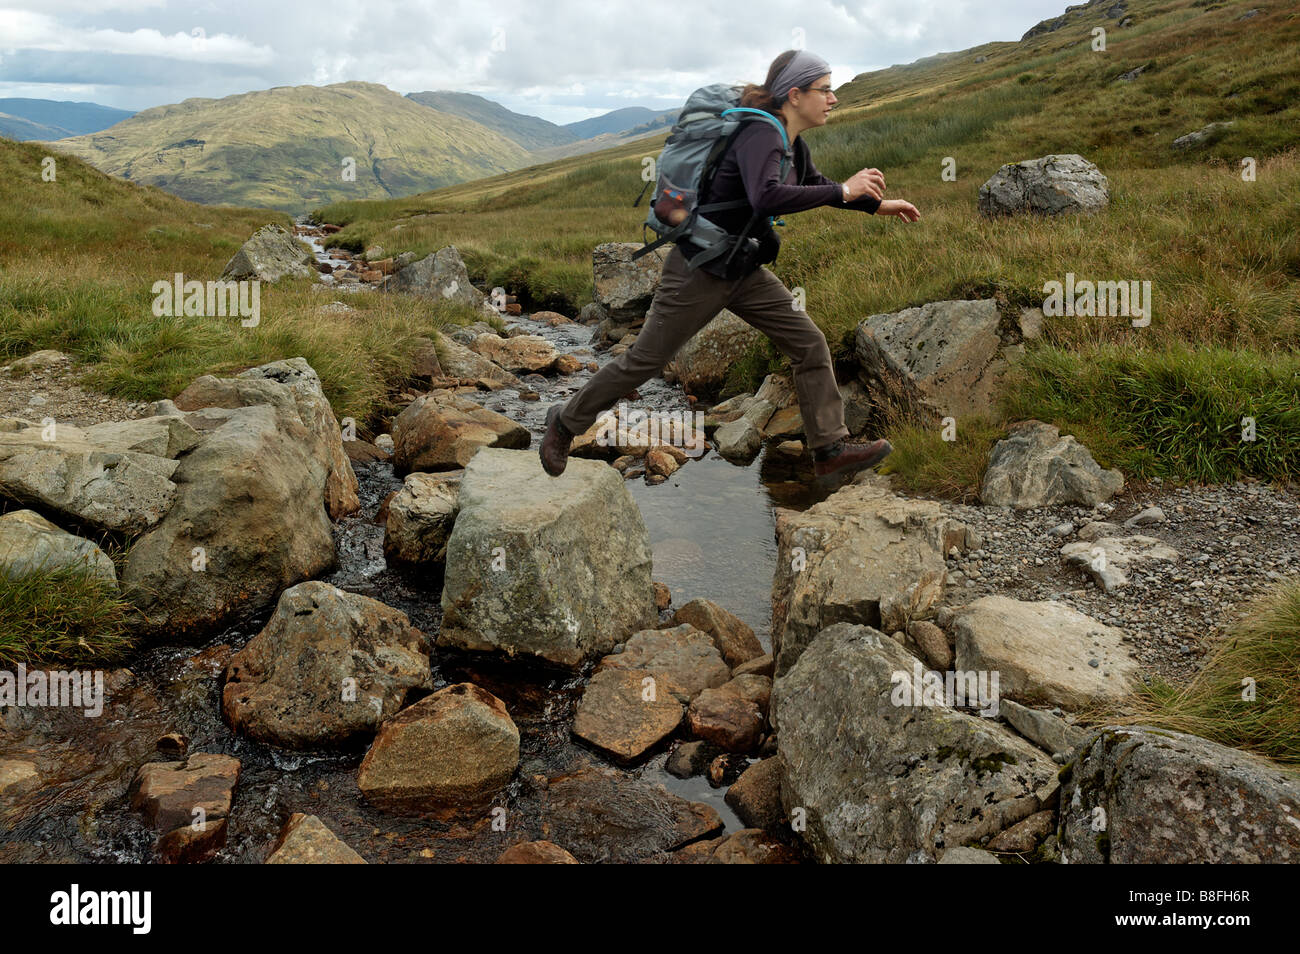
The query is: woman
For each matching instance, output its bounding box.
[540,49,920,481]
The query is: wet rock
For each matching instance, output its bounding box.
[978,154,1109,216]
[497,840,579,864]
[122,399,335,640]
[387,246,486,309]
[652,580,671,610]
[391,390,529,475]
[571,668,684,763]
[358,683,519,817]
[535,761,722,863]
[0,423,179,534]
[951,595,1139,708]
[0,509,117,588]
[1059,726,1300,863]
[1061,534,1179,592]
[665,740,716,778]
[344,439,389,463]
[130,752,240,863]
[709,829,802,863]
[981,420,1123,508]
[725,757,783,829]
[223,581,431,749]
[713,398,774,461]
[265,813,367,864]
[595,623,730,703]
[687,687,764,753]
[663,309,762,397]
[593,242,668,321]
[672,598,765,667]
[645,446,680,477]
[855,299,1008,422]
[771,623,1058,863]
[221,224,316,282]
[383,472,459,565]
[439,448,656,668]
[772,481,968,675]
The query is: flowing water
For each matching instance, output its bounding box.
[0,226,830,863]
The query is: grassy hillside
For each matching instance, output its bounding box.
[314,0,1300,490]
[0,136,480,431]
[41,82,534,212]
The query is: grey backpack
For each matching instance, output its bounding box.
[631,83,792,274]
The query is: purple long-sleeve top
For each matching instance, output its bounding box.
[698,117,881,236]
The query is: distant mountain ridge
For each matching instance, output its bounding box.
[0,98,135,140]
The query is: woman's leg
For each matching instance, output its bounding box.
[722,265,850,450]
[557,246,737,436]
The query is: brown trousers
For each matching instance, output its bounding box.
[559,245,851,450]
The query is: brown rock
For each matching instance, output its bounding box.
[672,598,764,667]
[687,687,763,752]
[571,668,684,763]
[725,757,784,829]
[986,810,1056,854]
[652,581,671,611]
[266,813,367,864]
[907,619,954,671]
[497,840,580,864]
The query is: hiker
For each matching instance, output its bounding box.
[540,49,920,480]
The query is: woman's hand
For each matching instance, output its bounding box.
[843,168,886,202]
[877,198,920,222]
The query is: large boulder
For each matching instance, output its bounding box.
[771,623,1059,863]
[357,683,519,816]
[951,595,1140,709]
[122,401,335,639]
[663,309,761,397]
[1059,726,1300,863]
[854,299,1011,422]
[391,390,529,475]
[439,448,657,668]
[235,358,360,519]
[981,420,1123,508]
[0,509,117,587]
[0,422,179,534]
[593,242,669,321]
[386,246,486,309]
[222,581,431,749]
[978,154,1110,216]
[221,224,315,282]
[771,480,968,675]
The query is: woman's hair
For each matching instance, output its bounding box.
[739,50,808,117]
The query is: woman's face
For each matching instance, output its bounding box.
[794,72,837,127]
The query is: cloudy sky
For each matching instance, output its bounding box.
[0,0,1070,123]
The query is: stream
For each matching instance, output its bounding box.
[0,224,830,864]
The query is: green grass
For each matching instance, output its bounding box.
[0,564,136,666]
[1115,577,1300,767]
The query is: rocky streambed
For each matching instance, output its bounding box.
[3,222,1298,865]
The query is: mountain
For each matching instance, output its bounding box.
[0,98,135,140]
[405,90,577,151]
[41,81,533,212]
[563,106,675,140]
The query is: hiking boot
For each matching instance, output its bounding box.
[540,403,575,476]
[812,437,892,483]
